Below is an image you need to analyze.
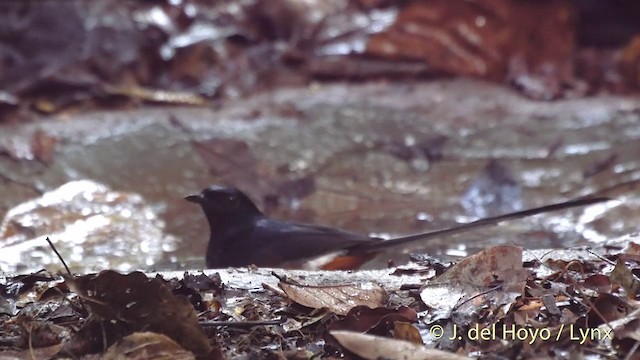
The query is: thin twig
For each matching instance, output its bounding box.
[200,317,287,328]
[45,237,91,316]
[454,284,502,310]
[45,237,72,276]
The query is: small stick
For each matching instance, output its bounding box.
[200,317,287,328]
[45,237,72,276]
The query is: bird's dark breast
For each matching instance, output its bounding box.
[205,226,258,267]
[206,224,302,267]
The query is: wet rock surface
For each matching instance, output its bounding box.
[0,180,177,273]
[0,79,639,272]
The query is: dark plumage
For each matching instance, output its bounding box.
[185,186,373,267]
[186,185,609,269]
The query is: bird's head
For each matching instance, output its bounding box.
[185,186,262,223]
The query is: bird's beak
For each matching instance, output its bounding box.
[185,194,203,203]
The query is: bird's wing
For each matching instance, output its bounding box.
[247,218,374,264]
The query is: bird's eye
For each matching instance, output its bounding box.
[227,194,237,203]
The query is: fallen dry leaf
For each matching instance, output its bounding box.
[64,270,212,356]
[278,279,387,316]
[328,305,417,334]
[331,330,470,360]
[421,245,528,318]
[101,332,195,360]
[600,308,640,343]
[624,241,640,256]
[393,321,423,344]
[434,245,527,285]
[610,258,640,297]
[582,274,613,294]
[587,293,629,326]
[366,0,575,99]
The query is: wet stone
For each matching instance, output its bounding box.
[0,180,178,273]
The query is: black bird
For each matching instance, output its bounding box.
[185,186,609,269]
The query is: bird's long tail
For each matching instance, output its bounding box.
[358,196,611,251]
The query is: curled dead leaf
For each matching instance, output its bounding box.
[278,279,387,316]
[101,332,195,360]
[421,245,528,318]
[610,258,640,297]
[331,330,470,360]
